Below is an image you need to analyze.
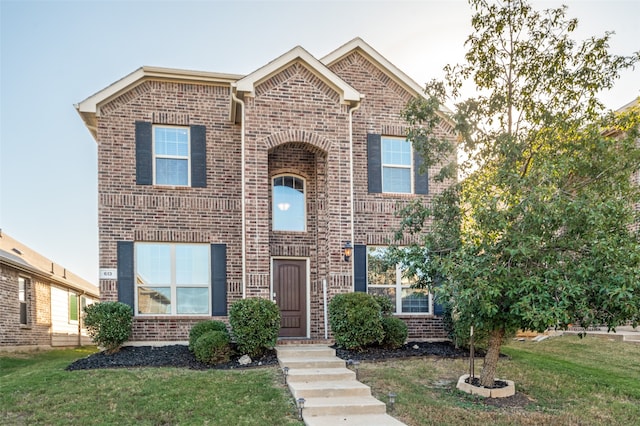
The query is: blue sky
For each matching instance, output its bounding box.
[1,0,638,283]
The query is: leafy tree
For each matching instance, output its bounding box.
[394,0,640,387]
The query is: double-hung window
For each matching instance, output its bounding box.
[135,243,210,315]
[366,246,431,314]
[18,277,28,325]
[381,137,413,193]
[154,126,190,186]
[367,134,428,195]
[135,122,206,187]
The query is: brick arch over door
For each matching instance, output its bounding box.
[261,130,333,155]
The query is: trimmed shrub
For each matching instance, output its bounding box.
[229,298,280,358]
[373,294,395,316]
[189,320,229,351]
[193,330,231,365]
[381,316,408,349]
[83,302,133,353]
[328,292,384,350]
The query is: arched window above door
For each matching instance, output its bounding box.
[272,175,306,232]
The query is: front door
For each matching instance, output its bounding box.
[273,259,307,338]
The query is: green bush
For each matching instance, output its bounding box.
[373,294,395,316]
[381,316,408,349]
[83,302,133,353]
[229,298,280,358]
[193,330,231,365]
[189,320,228,351]
[329,292,384,350]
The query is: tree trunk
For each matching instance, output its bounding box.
[479,327,505,388]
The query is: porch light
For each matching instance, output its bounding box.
[343,241,353,262]
[283,366,289,385]
[388,392,397,412]
[296,397,306,420]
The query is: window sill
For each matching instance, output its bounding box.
[394,313,435,317]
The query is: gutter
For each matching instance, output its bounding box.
[231,87,247,298]
[348,99,362,289]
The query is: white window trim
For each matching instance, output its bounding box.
[272,174,307,232]
[134,242,211,316]
[367,246,432,315]
[381,136,413,194]
[152,125,191,187]
[18,276,28,325]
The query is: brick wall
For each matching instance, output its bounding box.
[0,265,52,348]
[95,53,456,342]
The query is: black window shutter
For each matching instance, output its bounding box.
[211,244,227,316]
[135,121,153,185]
[433,295,445,316]
[414,149,429,194]
[367,134,382,193]
[190,125,207,188]
[117,241,135,309]
[354,244,367,292]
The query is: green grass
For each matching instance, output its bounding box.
[360,335,640,426]
[2,337,639,425]
[0,347,300,425]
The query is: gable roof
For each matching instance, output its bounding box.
[0,231,99,297]
[234,45,362,105]
[75,67,242,139]
[322,37,453,116]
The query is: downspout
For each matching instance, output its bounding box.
[348,100,362,288]
[231,87,247,299]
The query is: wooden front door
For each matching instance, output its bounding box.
[273,259,307,338]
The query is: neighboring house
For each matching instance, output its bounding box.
[75,38,457,344]
[0,231,99,351]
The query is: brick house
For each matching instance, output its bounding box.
[76,38,456,344]
[0,232,99,351]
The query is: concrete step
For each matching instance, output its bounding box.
[276,345,336,359]
[302,396,387,417]
[304,414,406,426]
[279,356,346,369]
[289,380,372,398]
[287,367,356,383]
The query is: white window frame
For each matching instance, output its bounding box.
[366,246,432,315]
[272,174,307,232]
[152,125,191,187]
[18,276,28,325]
[134,242,211,316]
[381,136,413,194]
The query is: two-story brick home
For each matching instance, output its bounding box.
[76,38,456,344]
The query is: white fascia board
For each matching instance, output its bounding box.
[322,37,453,115]
[235,46,361,104]
[76,66,242,115]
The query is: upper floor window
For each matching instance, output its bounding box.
[272,175,306,232]
[154,126,190,186]
[367,134,428,195]
[18,277,28,325]
[382,137,412,193]
[135,243,210,315]
[366,246,431,315]
[135,121,206,188]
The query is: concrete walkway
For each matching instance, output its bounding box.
[562,325,640,344]
[276,345,406,426]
